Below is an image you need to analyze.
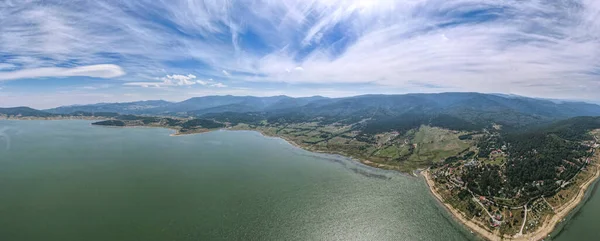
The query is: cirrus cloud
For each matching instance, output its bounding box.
[124,74,227,88]
[0,64,125,81]
[1,0,599,102]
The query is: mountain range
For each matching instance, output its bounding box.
[43,95,330,115]
[3,92,600,132]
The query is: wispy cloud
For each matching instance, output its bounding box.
[0,63,17,70]
[1,0,599,102]
[211,83,227,88]
[124,74,227,88]
[0,64,125,81]
[161,74,198,86]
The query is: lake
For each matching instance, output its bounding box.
[0,120,595,240]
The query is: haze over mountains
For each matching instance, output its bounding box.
[2,93,599,133]
[43,96,330,115]
[41,93,600,117]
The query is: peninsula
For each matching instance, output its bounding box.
[424,128,600,240]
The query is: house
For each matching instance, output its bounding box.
[465,160,479,167]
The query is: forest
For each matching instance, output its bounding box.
[459,117,600,202]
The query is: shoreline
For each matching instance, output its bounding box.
[59,121,600,240]
[519,158,600,241]
[423,155,600,241]
[98,123,600,240]
[423,169,503,241]
[0,117,109,121]
[173,127,399,171]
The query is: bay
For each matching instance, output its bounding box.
[0,120,480,240]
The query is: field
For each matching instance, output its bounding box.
[234,123,475,172]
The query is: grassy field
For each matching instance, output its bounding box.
[401,126,473,170]
[232,123,476,171]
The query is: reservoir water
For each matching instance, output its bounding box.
[0,120,595,240]
[552,179,600,241]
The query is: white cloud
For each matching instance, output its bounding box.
[0,63,16,70]
[0,64,125,81]
[211,83,227,88]
[123,82,161,88]
[124,74,225,88]
[2,0,600,101]
[78,84,112,90]
[161,74,197,86]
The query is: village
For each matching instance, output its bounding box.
[428,135,598,237]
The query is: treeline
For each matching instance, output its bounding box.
[69,111,120,118]
[92,120,126,126]
[504,133,587,196]
[544,116,600,141]
[180,119,225,130]
[92,115,225,131]
[0,107,56,117]
[0,108,124,118]
[361,113,484,134]
[202,112,265,125]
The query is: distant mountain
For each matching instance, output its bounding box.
[22,93,600,131]
[45,100,173,115]
[45,95,330,116]
[185,96,330,115]
[265,93,600,120]
[0,107,55,117]
[201,93,600,132]
[162,95,292,114]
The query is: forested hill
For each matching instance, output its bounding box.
[42,93,600,128]
[0,107,118,118]
[429,117,600,237]
[200,93,600,133]
[541,116,600,141]
[456,116,600,204]
[0,107,54,117]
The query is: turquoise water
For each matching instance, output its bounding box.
[0,120,481,240]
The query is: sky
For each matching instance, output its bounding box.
[1,0,599,108]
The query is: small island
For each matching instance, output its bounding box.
[93,116,225,135]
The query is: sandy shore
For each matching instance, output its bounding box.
[515,159,600,241]
[185,128,396,171]
[423,170,504,241]
[168,128,212,136]
[423,157,600,241]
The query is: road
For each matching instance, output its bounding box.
[517,205,527,236]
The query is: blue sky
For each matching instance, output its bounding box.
[1,0,599,108]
